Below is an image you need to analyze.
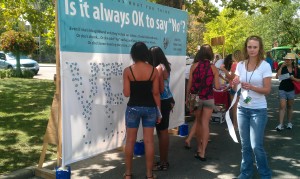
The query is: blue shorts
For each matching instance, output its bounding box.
[125,106,157,128]
[278,90,295,100]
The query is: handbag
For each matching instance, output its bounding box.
[293,67,300,94]
[186,93,199,112]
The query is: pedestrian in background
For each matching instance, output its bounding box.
[275,53,300,131]
[149,46,174,171]
[233,35,272,179]
[123,42,161,179]
[186,44,220,161]
[220,50,243,131]
[265,51,274,71]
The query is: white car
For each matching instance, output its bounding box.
[0,51,39,75]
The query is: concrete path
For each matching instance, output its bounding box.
[1,78,299,179]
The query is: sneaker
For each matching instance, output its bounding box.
[286,122,293,129]
[275,124,284,131]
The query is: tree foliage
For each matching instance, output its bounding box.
[0,0,55,37]
[0,30,37,76]
[251,0,300,48]
[203,9,252,55]
[217,0,291,14]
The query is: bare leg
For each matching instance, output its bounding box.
[279,99,287,125]
[143,127,155,178]
[287,99,294,123]
[125,128,138,178]
[198,107,213,158]
[185,119,197,147]
[157,129,169,164]
[195,109,203,154]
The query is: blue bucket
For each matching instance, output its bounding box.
[55,166,71,179]
[134,141,145,156]
[178,123,189,136]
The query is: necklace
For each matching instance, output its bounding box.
[246,61,257,92]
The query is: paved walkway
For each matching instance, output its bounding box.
[2,78,299,179]
[50,78,300,179]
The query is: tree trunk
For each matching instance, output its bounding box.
[15,52,22,77]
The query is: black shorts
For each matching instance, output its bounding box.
[156,98,173,131]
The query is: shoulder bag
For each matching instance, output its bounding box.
[292,67,300,94]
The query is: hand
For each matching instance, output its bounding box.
[281,62,286,68]
[220,64,225,71]
[156,118,161,124]
[290,75,295,80]
[232,76,240,85]
[241,82,252,90]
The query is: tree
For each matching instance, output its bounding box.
[217,0,291,14]
[0,0,55,62]
[0,30,37,77]
[203,9,252,55]
[251,0,300,49]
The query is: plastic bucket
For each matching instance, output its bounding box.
[134,141,145,156]
[178,123,189,136]
[56,166,71,179]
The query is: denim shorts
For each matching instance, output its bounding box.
[125,106,157,128]
[278,90,295,100]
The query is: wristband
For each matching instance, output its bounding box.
[157,106,162,119]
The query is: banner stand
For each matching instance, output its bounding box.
[36,1,62,178]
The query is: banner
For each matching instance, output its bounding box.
[58,0,188,165]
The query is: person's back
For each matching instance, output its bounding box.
[127,62,156,107]
[191,60,214,100]
[123,42,161,179]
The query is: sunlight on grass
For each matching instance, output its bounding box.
[0,78,56,174]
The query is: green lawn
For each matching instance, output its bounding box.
[0,78,56,175]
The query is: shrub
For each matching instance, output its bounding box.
[21,70,34,79]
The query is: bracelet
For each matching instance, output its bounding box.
[157,106,162,119]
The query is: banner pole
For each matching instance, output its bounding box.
[54,0,62,167]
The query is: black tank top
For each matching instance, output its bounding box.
[127,66,156,107]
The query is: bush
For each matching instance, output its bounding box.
[21,70,35,79]
[0,69,34,79]
[0,69,12,79]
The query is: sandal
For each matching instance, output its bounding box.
[123,173,132,179]
[152,162,169,171]
[184,141,191,150]
[194,152,206,161]
[145,173,157,179]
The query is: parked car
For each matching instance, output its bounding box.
[0,51,39,75]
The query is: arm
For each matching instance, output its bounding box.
[152,69,161,108]
[276,63,285,79]
[156,65,164,93]
[123,67,130,97]
[185,63,197,98]
[152,69,162,123]
[242,77,272,95]
[211,65,220,90]
[220,64,235,81]
[291,75,300,82]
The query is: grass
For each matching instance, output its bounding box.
[0,78,56,175]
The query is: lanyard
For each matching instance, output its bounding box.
[246,61,257,92]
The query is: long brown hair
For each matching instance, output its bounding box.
[243,35,265,65]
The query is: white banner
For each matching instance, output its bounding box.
[58,0,187,165]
